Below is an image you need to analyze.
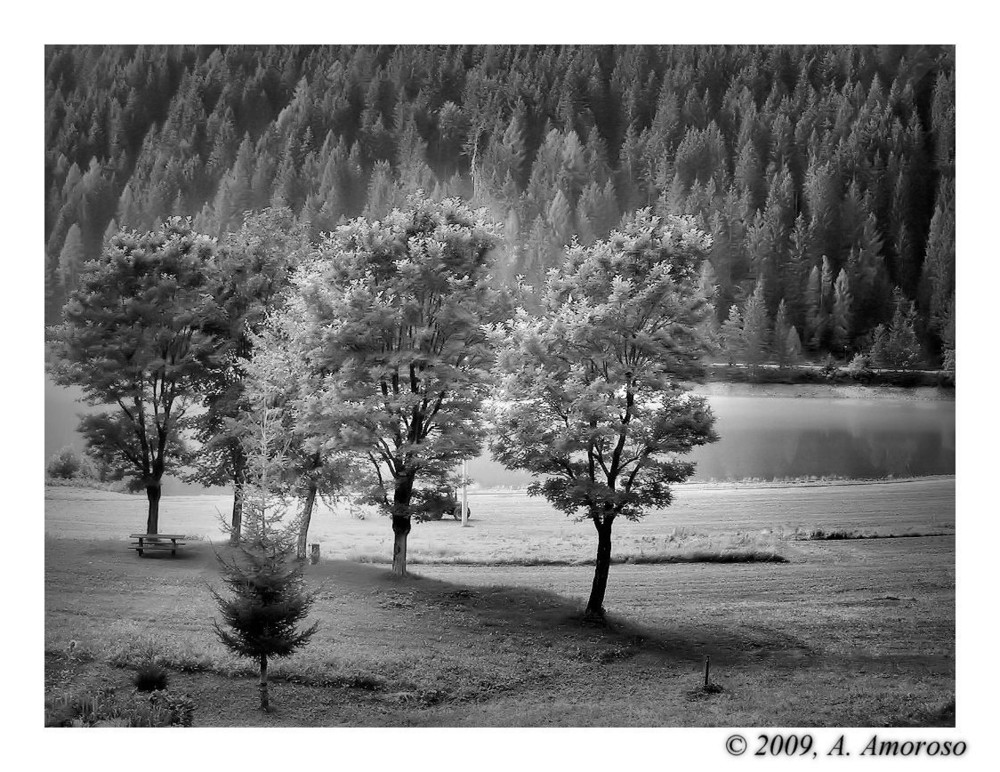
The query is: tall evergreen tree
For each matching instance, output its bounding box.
[57,223,86,292]
[920,179,955,339]
[741,280,770,371]
[832,268,853,355]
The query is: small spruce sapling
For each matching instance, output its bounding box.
[211,397,318,712]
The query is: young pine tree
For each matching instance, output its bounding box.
[831,269,853,357]
[720,304,745,366]
[741,281,770,372]
[772,299,792,367]
[212,397,318,712]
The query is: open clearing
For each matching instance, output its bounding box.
[44,477,954,727]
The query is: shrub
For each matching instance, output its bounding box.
[104,622,218,672]
[149,690,195,727]
[134,662,169,692]
[44,687,195,727]
[46,446,92,479]
[846,353,870,373]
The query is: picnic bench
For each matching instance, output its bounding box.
[129,534,186,557]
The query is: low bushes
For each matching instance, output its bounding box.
[44,687,195,727]
[134,663,169,692]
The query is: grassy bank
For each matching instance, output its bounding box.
[705,363,955,388]
[44,534,955,727]
[44,477,955,726]
[44,477,955,564]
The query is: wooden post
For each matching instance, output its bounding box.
[704,655,711,688]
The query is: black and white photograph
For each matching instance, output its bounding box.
[19,2,994,764]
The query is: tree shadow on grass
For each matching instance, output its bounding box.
[306,558,817,668]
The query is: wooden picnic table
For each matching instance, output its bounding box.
[129,533,187,557]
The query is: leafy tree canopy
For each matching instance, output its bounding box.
[490,210,719,524]
[46,217,219,530]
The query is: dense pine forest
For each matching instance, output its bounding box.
[44,44,955,368]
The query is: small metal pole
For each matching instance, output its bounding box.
[461,459,469,527]
[704,655,711,688]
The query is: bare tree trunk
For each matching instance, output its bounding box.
[259,654,269,712]
[585,516,614,620]
[229,475,244,546]
[391,515,410,576]
[391,472,415,576]
[145,483,161,535]
[296,483,318,560]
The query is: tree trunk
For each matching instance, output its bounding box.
[391,515,411,576]
[296,483,318,560]
[229,476,244,546]
[259,653,269,712]
[585,516,615,619]
[145,482,162,535]
[391,472,415,576]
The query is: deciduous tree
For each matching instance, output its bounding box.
[188,208,307,544]
[284,194,502,576]
[490,210,718,619]
[47,218,218,533]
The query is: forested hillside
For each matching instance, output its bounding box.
[44,44,955,366]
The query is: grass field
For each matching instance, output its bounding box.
[44,477,955,727]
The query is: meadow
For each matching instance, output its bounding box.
[44,477,955,727]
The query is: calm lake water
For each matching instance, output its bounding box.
[45,378,955,490]
[469,383,955,485]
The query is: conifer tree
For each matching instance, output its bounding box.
[773,299,792,366]
[784,325,803,367]
[870,288,922,369]
[785,214,810,329]
[57,223,86,292]
[211,395,318,713]
[832,268,853,355]
[741,280,770,372]
[804,263,824,352]
[720,304,745,366]
[547,188,574,247]
[920,180,955,338]
[43,45,954,361]
[189,208,308,544]
[940,293,955,373]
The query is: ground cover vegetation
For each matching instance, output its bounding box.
[43,484,955,726]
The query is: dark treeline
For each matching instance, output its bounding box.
[44,44,955,366]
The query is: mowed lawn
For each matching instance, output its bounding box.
[44,477,955,727]
[45,476,955,563]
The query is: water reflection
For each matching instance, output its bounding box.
[46,377,954,488]
[687,396,955,481]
